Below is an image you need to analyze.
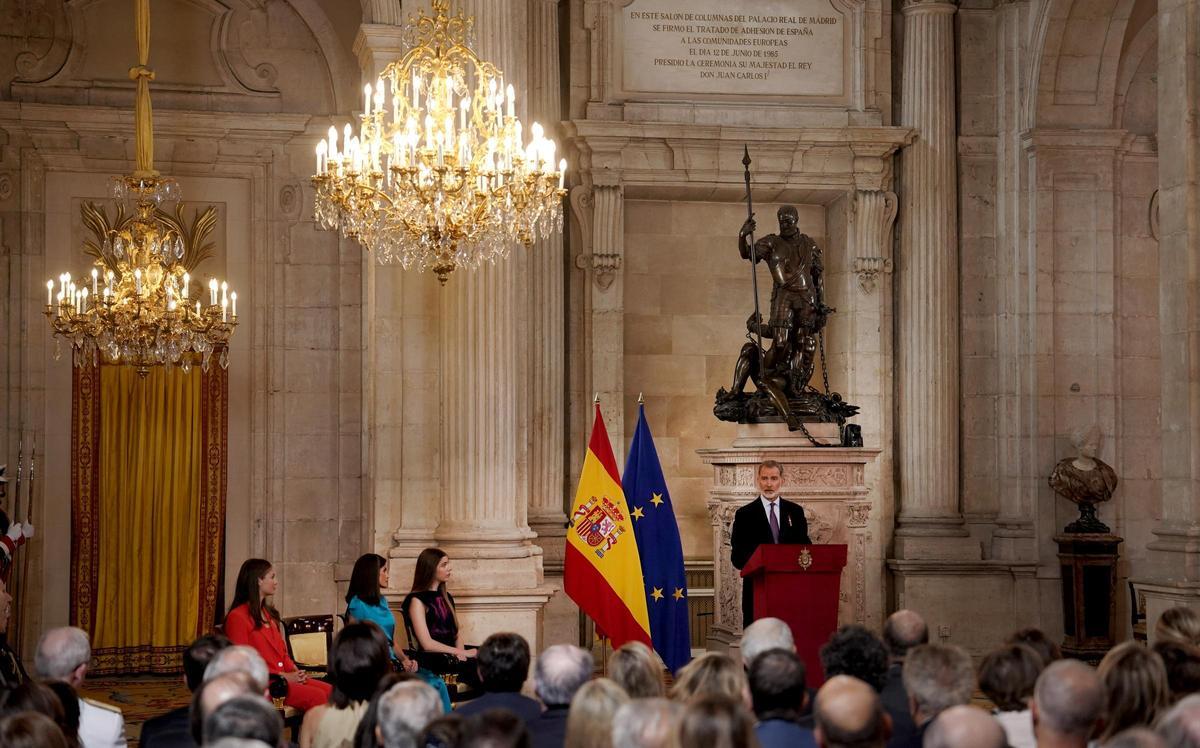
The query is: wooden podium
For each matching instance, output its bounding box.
[742,543,848,685]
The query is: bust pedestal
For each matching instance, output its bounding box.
[1055,533,1122,664]
[699,424,880,654]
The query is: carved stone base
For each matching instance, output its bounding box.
[698,433,881,652]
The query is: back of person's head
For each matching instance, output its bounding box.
[377,679,443,747]
[1098,641,1171,741]
[1106,726,1167,748]
[1032,659,1105,743]
[978,643,1042,712]
[477,632,531,693]
[460,708,530,748]
[564,678,628,748]
[44,680,81,746]
[670,652,747,703]
[820,625,889,692]
[422,714,465,748]
[611,698,682,748]
[1007,627,1061,667]
[923,704,1006,748]
[204,645,269,693]
[609,641,664,698]
[748,648,806,721]
[1158,607,1200,647]
[34,627,91,683]
[677,693,756,748]
[1155,640,1200,703]
[191,671,257,744]
[0,711,69,748]
[203,694,282,745]
[351,671,407,747]
[330,621,392,707]
[0,680,65,723]
[1158,693,1200,748]
[206,740,274,748]
[185,633,232,692]
[882,610,928,660]
[533,644,593,706]
[814,674,889,748]
[901,644,974,722]
[740,617,795,666]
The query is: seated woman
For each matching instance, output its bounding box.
[344,553,451,712]
[400,548,479,689]
[299,622,390,748]
[223,558,333,711]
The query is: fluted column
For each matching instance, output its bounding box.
[894,0,978,558]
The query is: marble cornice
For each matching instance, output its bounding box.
[1020,127,1136,153]
[0,102,313,143]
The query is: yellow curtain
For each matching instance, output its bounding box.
[91,365,203,666]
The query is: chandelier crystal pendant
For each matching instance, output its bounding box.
[311,0,568,285]
[44,0,237,377]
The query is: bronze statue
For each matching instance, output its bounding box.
[1049,424,1118,533]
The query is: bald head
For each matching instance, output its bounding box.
[192,671,257,744]
[814,675,889,748]
[924,705,1006,748]
[1159,694,1200,748]
[883,610,928,660]
[1033,660,1104,742]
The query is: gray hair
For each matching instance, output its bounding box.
[206,740,274,748]
[741,617,794,665]
[203,694,281,745]
[34,627,91,679]
[1106,727,1166,748]
[902,644,975,719]
[205,645,269,693]
[1033,659,1105,738]
[534,644,594,706]
[1157,693,1200,748]
[378,680,443,746]
[611,698,683,748]
[924,705,1006,748]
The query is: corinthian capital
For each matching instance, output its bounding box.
[901,0,958,12]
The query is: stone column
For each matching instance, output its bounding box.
[894,0,978,558]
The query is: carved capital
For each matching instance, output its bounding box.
[852,257,894,294]
[575,252,623,290]
[850,190,898,294]
[901,0,959,13]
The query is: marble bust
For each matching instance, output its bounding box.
[1048,424,1118,533]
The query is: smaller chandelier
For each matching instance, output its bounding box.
[311,0,567,284]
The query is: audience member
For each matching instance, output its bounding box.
[748,648,816,748]
[741,617,795,666]
[141,633,230,748]
[190,672,258,746]
[460,709,530,748]
[1157,607,1200,647]
[351,672,406,748]
[813,675,890,748]
[923,705,1006,748]
[609,641,664,698]
[204,646,269,694]
[1097,641,1171,742]
[456,633,540,723]
[422,714,466,748]
[202,695,282,746]
[894,643,973,748]
[35,626,127,748]
[670,652,749,705]
[46,680,83,748]
[401,549,479,690]
[1158,693,1200,748]
[1156,640,1200,704]
[610,698,682,748]
[820,625,889,692]
[528,644,592,748]
[1007,627,1062,667]
[1107,727,1167,748]
[0,680,65,723]
[677,693,757,748]
[0,710,69,748]
[302,622,392,748]
[563,678,627,748]
[1031,659,1105,748]
[977,643,1042,748]
[206,740,274,748]
[879,610,927,747]
[376,679,443,748]
[0,578,28,689]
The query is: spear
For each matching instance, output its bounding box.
[25,436,35,525]
[742,146,765,371]
[12,438,22,522]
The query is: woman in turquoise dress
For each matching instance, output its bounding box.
[345,553,451,712]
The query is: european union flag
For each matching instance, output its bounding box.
[624,402,691,674]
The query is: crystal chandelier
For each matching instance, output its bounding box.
[44,0,237,377]
[311,0,567,284]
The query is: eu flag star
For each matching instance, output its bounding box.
[673,588,686,601]
[650,492,664,507]
[651,587,664,601]
[632,506,645,521]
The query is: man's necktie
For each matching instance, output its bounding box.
[769,501,780,543]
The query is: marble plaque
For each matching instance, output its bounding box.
[621,0,847,98]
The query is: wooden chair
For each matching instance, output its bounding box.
[1130,581,1148,643]
[283,614,335,672]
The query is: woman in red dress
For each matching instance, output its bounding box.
[223,558,332,711]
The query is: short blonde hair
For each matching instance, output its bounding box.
[565,678,629,748]
[1097,642,1170,741]
[670,652,747,703]
[610,641,664,698]
[1157,607,1200,647]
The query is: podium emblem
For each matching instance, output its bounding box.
[798,548,813,570]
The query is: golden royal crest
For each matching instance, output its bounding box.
[798,548,813,570]
[570,496,628,559]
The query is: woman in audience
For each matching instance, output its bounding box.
[610,641,665,698]
[1156,639,1200,703]
[44,681,81,748]
[224,558,333,711]
[670,652,750,707]
[0,711,69,748]
[401,548,478,687]
[301,622,391,748]
[352,672,407,748]
[978,643,1042,748]
[1096,642,1170,742]
[1006,628,1061,667]
[1156,606,1200,647]
[564,678,629,748]
[677,693,757,748]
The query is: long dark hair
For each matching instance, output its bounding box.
[229,558,280,629]
[329,622,392,708]
[347,553,387,606]
[410,548,457,625]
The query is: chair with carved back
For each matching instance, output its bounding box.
[283,614,334,672]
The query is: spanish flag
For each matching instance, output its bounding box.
[564,404,652,647]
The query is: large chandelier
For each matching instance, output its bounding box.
[311,0,567,284]
[44,0,237,377]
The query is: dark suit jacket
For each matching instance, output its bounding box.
[138,706,194,748]
[455,691,544,724]
[755,718,818,748]
[880,662,917,745]
[730,496,811,626]
[527,704,569,748]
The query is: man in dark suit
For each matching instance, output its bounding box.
[456,633,542,723]
[731,460,811,627]
[140,632,231,748]
[879,610,927,747]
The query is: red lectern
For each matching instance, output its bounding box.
[741,544,847,685]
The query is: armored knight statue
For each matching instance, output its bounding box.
[1049,424,1118,533]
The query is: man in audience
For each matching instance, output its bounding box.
[461,709,531,748]
[1160,694,1200,748]
[140,633,231,747]
[749,649,817,748]
[893,643,973,748]
[376,679,444,748]
[741,617,795,666]
[202,695,282,746]
[611,699,682,748]
[527,644,593,748]
[34,625,126,748]
[923,705,1006,748]
[456,632,541,723]
[190,672,258,746]
[820,625,889,692]
[813,674,891,748]
[880,610,927,745]
[1030,659,1105,748]
[204,645,270,694]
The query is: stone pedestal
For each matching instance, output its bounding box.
[698,436,881,654]
[1055,534,1122,664]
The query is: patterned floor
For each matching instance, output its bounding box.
[78,675,189,745]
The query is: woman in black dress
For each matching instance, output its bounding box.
[401,548,478,687]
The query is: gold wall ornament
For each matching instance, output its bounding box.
[311,0,567,284]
